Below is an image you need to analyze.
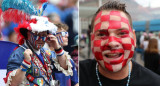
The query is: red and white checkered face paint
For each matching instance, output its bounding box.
[91,10,135,72]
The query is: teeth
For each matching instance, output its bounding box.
[107,54,118,56]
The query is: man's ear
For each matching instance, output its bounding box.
[133,29,136,47]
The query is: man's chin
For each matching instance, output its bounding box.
[62,43,68,47]
[35,45,44,50]
[104,62,123,72]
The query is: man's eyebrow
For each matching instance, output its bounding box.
[116,28,129,31]
[96,29,108,32]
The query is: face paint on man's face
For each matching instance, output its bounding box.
[29,32,47,50]
[91,10,135,72]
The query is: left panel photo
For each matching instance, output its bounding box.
[0,0,79,86]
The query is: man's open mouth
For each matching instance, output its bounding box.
[105,53,123,58]
[102,49,124,64]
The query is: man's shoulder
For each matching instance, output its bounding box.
[80,59,96,71]
[80,59,97,86]
[80,59,96,66]
[132,61,159,76]
[10,46,25,56]
[132,61,160,85]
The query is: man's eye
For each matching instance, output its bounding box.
[97,33,106,36]
[118,31,129,37]
[97,31,108,36]
[119,32,127,35]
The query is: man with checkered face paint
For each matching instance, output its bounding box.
[80,1,160,86]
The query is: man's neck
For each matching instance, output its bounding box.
[98,61,132,80]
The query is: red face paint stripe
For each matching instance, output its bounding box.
[104,62,113,71]
[122,44,132,50]
[93,40,102,47]
[128,51,134,58]
[45,37,48,41]
[130,38,135,45]
[94,23,102,32]
[108,21,121,29]
[100,15,110,22]
[38,36,40,40]
[122,59,127,67]
[95,11,103,20]
[101,45,110,51]
[109,49,124,53]
[109,11,121,16]
[91,35,95,40]
[94,52,103,60]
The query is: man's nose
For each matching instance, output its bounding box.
[105,36,120,49]
[65,33,69,37]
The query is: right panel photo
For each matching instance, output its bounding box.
[79,0,160,86]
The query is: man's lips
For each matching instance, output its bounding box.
[37,43,44,45]
[102,49,124,64]
[103,49,124,56]
[105,53,122,58]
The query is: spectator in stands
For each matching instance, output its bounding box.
[53,23,79,86]
[144,38,160,75]
[47,13,61,24]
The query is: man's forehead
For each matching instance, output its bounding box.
[95,10,128,20]
[57,29,66,32]
[95,27,129,33]
[94,10,131,32]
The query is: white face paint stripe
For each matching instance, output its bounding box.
[43,37,46,41]
[94,47,101,52]
[112,63,122,72]
[35,36,37,40]
[121,38,131,44]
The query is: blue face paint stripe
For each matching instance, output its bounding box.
[59,35,63,43]
[58,36,62,44]
[41,37,44,41]
[41,37,46,41]
[57,36,61,44]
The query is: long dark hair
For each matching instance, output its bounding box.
[146,38,158,53]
